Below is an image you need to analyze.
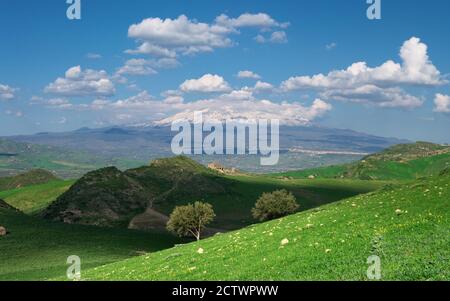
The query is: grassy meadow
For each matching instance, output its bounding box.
[0,143,448,281]
[0,207,181,280]
[80,173,449,281]
[0,180,74,214]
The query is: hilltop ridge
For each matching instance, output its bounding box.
[277,142,450,180]
[0,169,59,191]
[41,157,228,228]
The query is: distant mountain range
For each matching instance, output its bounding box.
[4,125,409,174]
[10,124,407,154]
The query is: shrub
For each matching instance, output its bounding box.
[167,201,215,241]
[252,190,299,222]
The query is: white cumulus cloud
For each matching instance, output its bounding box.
[126,13,288,57]
[254,31,288,44]
[269,31,288,43]
[253,81,274,92]
[320,85,424,109]
[180,74,231,93]
[52,86,332,126]
[125,43,177,58]
[116,59,158,76]
[45,66,115,97]
[434,94,450,113]
[0,84,17,100]
[214,13,288,29]
[237,70,261,80]
[282,37,443,90]
[280,37,444,108]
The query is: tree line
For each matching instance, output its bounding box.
[167,189,299,241]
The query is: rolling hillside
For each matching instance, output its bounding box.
[80,172,450,281]
[276,142,450,180]
[0,204,182,280]
[0,169,59,191]
[0,180,75,214]
[41,156,383,231]
[41,157,230,228]
[0,143,448,281]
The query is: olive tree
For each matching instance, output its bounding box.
[252,189,299,222]
[167,201,215,241]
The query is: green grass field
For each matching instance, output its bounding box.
[0,180,75,214]
[0,207,182,280]
[147,173,386,231]
[0,171,387,280]
[79,173,449,281]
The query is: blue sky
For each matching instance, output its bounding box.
[0,0,449,143]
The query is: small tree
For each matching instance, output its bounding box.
[167,202,215,241]
[252,189,299,222]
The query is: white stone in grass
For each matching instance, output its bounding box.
[281,238,289,246]
[197,248,204,254]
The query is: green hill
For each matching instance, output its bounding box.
[365,141,449,161]
[277,142,450,181]
[80,172,450,281]
[0,204,181,280]
[0,180,74,214]
[41,157,229,228]
[0,169,59,191]
[42,166,154,227]
[41,156,382,231]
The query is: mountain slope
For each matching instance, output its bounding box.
[277,142,450,180]
[81,172,450,281]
